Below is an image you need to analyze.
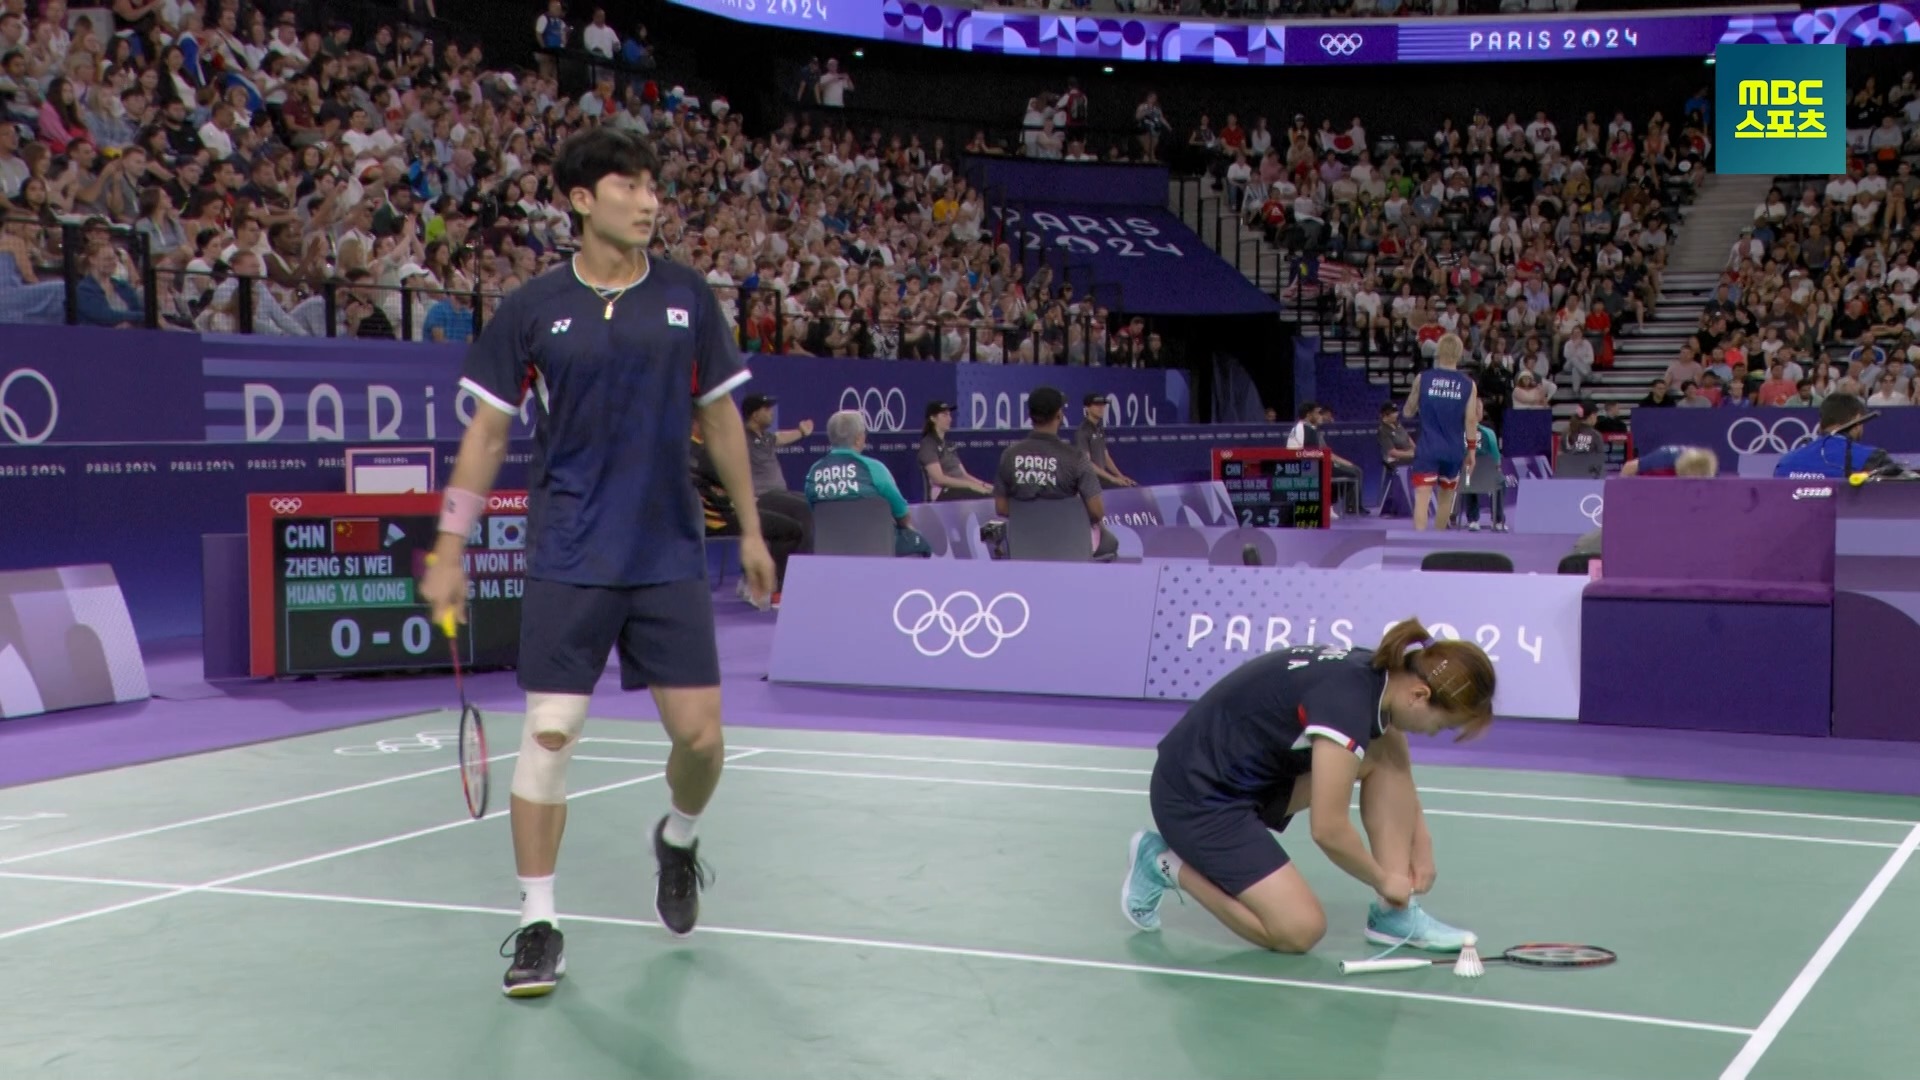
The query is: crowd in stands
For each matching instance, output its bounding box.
[1632,73,1920,414]
[1256,100,1707,426]
[0,0,1150,366]
[976,1,1573,17]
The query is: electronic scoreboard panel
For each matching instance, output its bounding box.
[247,491,528,678]
[1212,447,1331,529]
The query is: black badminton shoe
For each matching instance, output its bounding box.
[500,921,566,997]
[652,816,712,937]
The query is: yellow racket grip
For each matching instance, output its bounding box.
[425,553,458,639]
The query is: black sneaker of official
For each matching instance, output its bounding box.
[499,920,566,998]
[652,816,713,937]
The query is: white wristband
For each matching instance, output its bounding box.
[439,488,484,539]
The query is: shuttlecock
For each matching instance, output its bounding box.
[1453,934,1484,978]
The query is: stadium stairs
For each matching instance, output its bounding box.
[1173,168,1777,429]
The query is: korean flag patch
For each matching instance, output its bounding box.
[667,307,690,328]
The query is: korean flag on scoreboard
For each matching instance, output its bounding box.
[489,516,527,551]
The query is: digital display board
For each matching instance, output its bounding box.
[663,0,1920,67]
[246,492,527,678]
[1212,447,1330,529]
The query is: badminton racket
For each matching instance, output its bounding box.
[427,553,488,820]
[1341,943,1615,975]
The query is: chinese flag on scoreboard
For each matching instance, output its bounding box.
[331,518,381,554]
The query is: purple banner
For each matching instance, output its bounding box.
[1284,24,1398,65]
[664,0,1920,65]
[0,327,205,445]
[1144,564,1584,719]
[1629,407,1920,475]
[0,326,1189,450]
[951,365,1190,432]
[769,555,1162,698]
[994,204,1278,316]
[970,159,1169,207]
[0,564,149,719]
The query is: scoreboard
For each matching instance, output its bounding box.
[1212,447,1331,529]
[246,492,528,678]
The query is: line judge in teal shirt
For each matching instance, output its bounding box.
[802,410,933,557]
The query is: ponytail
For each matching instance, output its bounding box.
[1373,616,1498,735]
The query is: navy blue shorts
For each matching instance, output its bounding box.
[1409,453,1465,490]
[516,577,720,695]
[1148,763,1297,898]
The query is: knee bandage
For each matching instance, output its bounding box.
[510,692,590,804]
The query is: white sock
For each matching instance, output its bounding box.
[1155,850,1184,884]
[662,805,699,848]
[519,874,556,927]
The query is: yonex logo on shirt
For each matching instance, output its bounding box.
[550,319,572,335]
[667,308,690,328]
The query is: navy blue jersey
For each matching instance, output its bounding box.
[460,258,750,587]
[1773,434,1892,480]
[1156,646,1389,806]
[1414,368,1475,456]
[1633,445,1687,476]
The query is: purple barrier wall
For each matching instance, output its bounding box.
[1142,564,1583,719]
[769,556,1163,699]
[1600,477,1836,587]
[769,557,1584,719]
[1833,483,1920,742]
[0,564,149,719]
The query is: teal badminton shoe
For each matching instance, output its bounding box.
[1123,830,1173,932]
[1365,898,1474,952]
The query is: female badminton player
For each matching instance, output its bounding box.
[1122,618,1495,955]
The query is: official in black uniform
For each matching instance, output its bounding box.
[1074,393,1136,489]
[993,386,1120,560]
[1121,619,1497,955]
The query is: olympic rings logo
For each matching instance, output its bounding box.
[269,497,305,514]
[0,368,58,446]
[1727,416,1814,454]
[334,730,461,756]
[1579,494,1604,527]
[840,386,908,432]
[1319,32,1365,55]
[892,589,1031,659]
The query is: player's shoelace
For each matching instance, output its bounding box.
[500,924,553,968]
[658,848,714,900]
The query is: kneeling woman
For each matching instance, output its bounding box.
[1124,619,1495,953]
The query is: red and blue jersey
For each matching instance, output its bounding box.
[460,258,750,588]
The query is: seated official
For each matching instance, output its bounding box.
[692,420,807,606]
[1772,394,1897,480]
[919,401,995,502]
[994,386,1120,560]
[803,410,934,557]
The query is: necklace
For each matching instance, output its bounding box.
[573,255,647,319]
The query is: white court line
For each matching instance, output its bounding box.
[0,751,751,944]
[54,880,1746,1040]
[583,737,1920,829]
[574,757,1902,850]
[0,751,523,868]
[1718,823,1920,1080]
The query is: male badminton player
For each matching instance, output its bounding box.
[1402,334,1481,531]
[419,127,776,998]
[1121,619,1495,955]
